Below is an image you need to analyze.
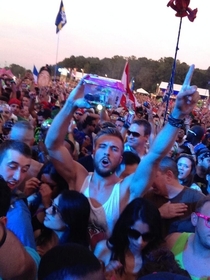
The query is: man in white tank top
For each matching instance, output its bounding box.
[45,65,199,248]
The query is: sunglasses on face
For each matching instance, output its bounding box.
[127,130,141,138]
[127,228,153,242]
[51,200,62,216]
[195,212,210,228]
[75,112,82,116]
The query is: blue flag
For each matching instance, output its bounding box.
[55,1,67,34]
[33,65,39,84]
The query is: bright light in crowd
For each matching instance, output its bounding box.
[97,104,103,111]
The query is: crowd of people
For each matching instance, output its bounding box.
[0,64,210,279]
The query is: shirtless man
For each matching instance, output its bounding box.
[45,65,199,244]
[166,195,210,279]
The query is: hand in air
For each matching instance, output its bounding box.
[173,65,199,118]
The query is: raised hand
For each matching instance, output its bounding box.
[173,65,199,118]
[68,75,92,109]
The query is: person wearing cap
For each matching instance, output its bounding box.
[179,125,206,156]
[194,148,210,195]
[8,98,21,122]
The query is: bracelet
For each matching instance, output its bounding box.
[0,221,7,248]
[167,114,184,128]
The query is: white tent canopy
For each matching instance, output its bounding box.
[159,82,209,98]
[136,88,149,95]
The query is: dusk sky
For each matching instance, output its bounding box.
[1,0,209,73]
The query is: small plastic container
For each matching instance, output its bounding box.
[83,75,125,109]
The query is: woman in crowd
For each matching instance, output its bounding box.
[176,154,201,191]
[94,197,164,280]
[35,189,90,257]
[24,161,69,229]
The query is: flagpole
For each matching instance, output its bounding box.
[54,32,60,81]
[163,17,183,125]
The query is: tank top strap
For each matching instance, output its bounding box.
[80,173,93,193]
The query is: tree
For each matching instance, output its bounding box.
[9,64,26,78]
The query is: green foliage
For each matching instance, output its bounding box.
[9,64,26,78]
[8,56,210,93]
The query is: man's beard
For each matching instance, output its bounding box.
[93,161,118,177]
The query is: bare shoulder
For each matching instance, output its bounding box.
[120,173,134,189]
[165,232,182,250]
[94,240,111,265]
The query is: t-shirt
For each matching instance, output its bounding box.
[144,187,204,237]
[0,246,40,280]
[171,233,208,280]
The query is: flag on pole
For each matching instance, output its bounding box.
[33,65,39,84]
[55,0,67,34]
[121,61,136,109]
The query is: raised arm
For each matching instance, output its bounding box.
[45,79,89,190]
[129,65,199,199]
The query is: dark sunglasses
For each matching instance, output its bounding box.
[51,200,62,216]
[127,130,141,138]
[127,228,153,242]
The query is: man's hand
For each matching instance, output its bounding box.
[105,260,123,280]
[159,201,188,218]
[173,65,199,118]
[68,75,92,109]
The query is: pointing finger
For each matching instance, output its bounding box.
[182,64,195,87]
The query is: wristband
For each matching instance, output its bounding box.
[0,221,7,248]
[167,114,184,128]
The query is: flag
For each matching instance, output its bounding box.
[33,65,38,84]
[121,61,136,109]
[55,1,67,34]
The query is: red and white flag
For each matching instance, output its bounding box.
[121,61,136,109]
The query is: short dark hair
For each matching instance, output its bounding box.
[121,151,140,165]
[38,243,103,280]
[0,177,11,217]
[37,109,52,119]
[132,119,152,136]
[195,194,210,212]
[0,140,32,164]
[158,157,179,178]
[82,116,97,129]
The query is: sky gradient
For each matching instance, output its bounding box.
[1,0,209,73]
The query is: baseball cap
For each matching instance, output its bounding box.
[196,147,210,159]
[8,98,21,107]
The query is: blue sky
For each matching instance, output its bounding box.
[0,0,209,72]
